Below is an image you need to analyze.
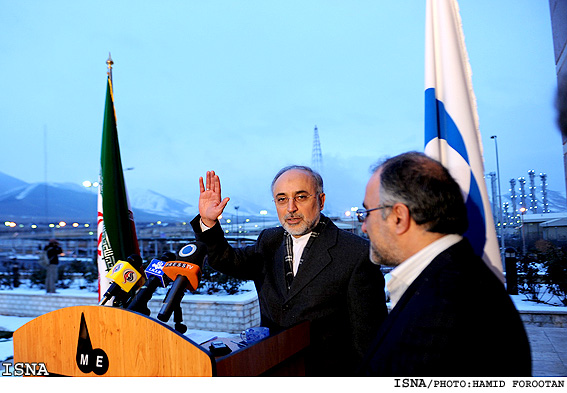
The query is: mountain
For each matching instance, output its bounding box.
[544,190,567,212]
[0,172,28,194]
[129,189,197,220]
[496,189,567,214]
[2,170,565,225]
[0,183,96,223]
[0,174,196,224]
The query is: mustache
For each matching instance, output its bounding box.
[284,213,304,220]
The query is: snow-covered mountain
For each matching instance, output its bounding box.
[0,173,196,223]
[128,188,197,219]
[496,189,567,214]
[0,172,28,194]
[1,170,565,225]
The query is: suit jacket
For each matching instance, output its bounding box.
[358,239,531,376]
[191,215,387,376]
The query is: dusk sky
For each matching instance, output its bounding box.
[0,1,562,217]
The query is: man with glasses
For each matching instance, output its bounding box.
[191,166,387,376]
[357,152,531,376]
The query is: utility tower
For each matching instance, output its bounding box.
[528,170,538,214]
[540,173,550,213]
[311,125,323,173]
[518,177,527,214]
[503,202,510,227]
[510,178,518,224]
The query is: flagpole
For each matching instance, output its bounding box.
[97,53,141,300]
[106,53,113,83]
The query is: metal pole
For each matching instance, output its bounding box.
[520,209,527,255]
[491,135,506,266]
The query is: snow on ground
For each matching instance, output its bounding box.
[1,282,566,367]
[0,281,255,365]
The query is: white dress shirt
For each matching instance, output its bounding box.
[289,233,310,275]
[387,234,462,309]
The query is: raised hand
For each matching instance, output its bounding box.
[199,170,230,228]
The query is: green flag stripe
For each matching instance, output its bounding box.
[100,77,139,264]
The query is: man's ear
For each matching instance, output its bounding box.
[392,203,411,235]
[318,193,326,211]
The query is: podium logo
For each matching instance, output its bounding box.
[76,313,109,375]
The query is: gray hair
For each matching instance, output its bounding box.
[271,165,324,195]
[373,152,468,235]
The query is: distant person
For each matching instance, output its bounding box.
[357,152,531,376]
[191,167,387,376]
[44,239,62,294]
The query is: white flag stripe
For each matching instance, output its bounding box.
[425,0,503,280]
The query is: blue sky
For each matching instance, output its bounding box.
[0,1,562,216]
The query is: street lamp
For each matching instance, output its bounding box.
[260,210,268,228]
[519,207,527,255]
[235,206,240,245]
[490,135,506,265]
[350,207,358,232]
[82,180,99,195]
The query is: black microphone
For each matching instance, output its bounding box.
[99,254,145,307]
[127,251,176,315]
[157,242,207,323]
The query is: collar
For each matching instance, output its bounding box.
[387,234,462,309]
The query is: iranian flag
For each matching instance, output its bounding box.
[97,69,140,301]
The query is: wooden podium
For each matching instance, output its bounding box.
[13,306,309,377]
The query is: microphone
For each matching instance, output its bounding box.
[127,251,176,315]
[99,254,145,307]
[157,242,207,323]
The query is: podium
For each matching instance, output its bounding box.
[13,306,310,377]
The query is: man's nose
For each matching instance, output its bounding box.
[287,198,298,212]
[361,220,367,233]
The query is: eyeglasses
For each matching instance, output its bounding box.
[274,194,316,206]
[356,205,393,222]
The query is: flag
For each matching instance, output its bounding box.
[424,0,503,280]
[97,74,140,301]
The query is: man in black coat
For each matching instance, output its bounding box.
[357,152,531,376]
[191,166,387,376]
[44,239,62,294]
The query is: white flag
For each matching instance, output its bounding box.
[424,0,503,280]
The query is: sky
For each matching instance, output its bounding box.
[0,0,563,218]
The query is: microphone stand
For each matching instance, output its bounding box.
[173,304,187,334]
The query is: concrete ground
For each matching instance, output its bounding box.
[525,326,567,376]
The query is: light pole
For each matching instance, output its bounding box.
[350,207,358,233]
[519,207,527,255]
[491,135,506,266]
[235,206,240,246]
[260,210,267,228]
[82,180,99,192]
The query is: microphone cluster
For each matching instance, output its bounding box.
[99,242,207,333]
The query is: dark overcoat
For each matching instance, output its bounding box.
[358,239,532,376]
[191,215,387,376]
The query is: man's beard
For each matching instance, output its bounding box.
[369,242,401,267]
[282,213,319,237]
